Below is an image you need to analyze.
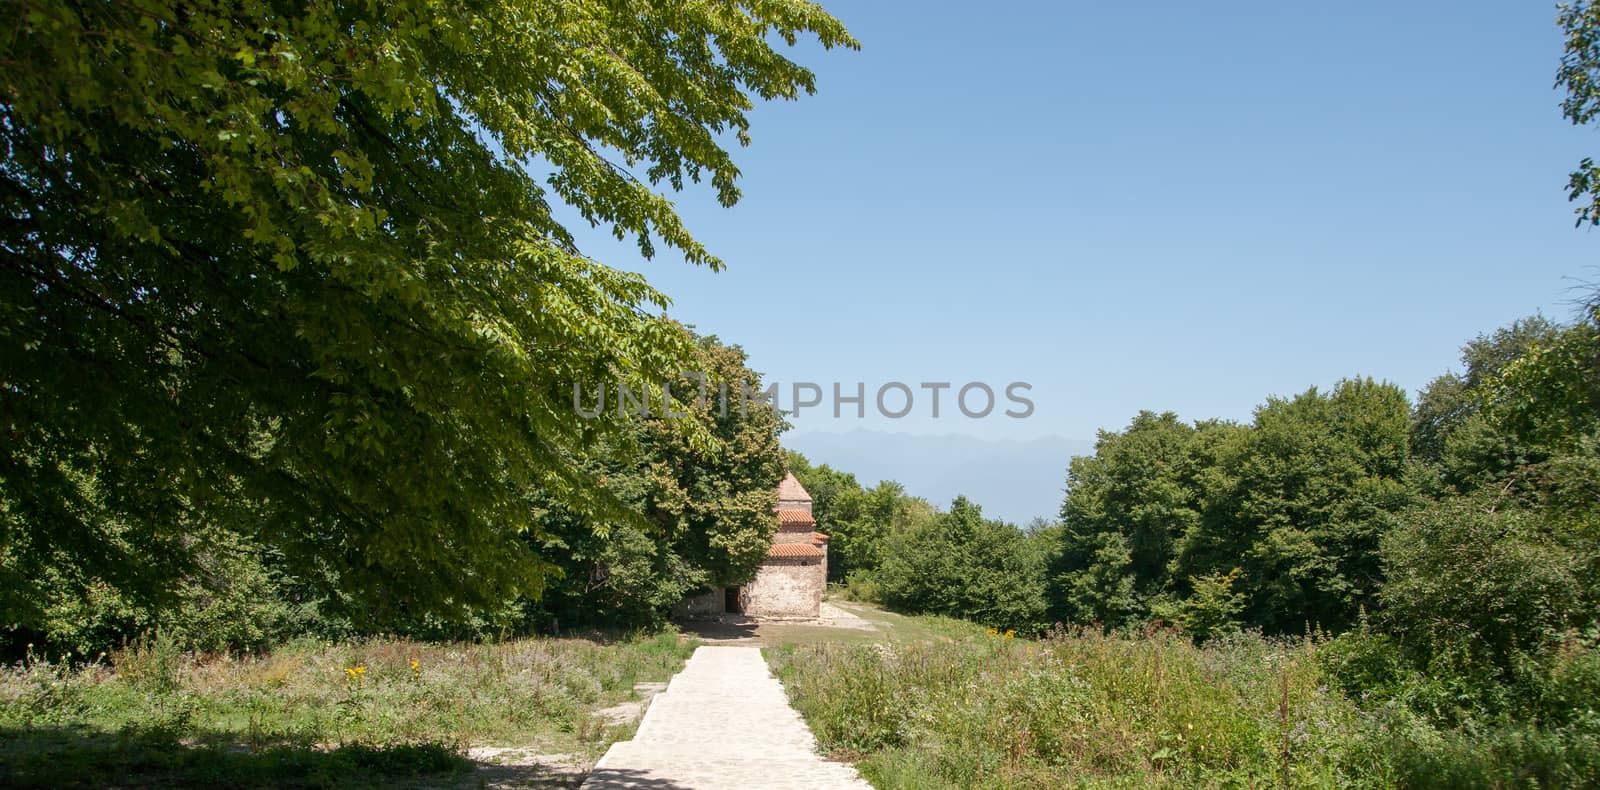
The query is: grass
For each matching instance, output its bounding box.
[680,596,987,649]
[0,630,696,788]
[767,622,1600,789]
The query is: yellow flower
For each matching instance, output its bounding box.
[410,659,421,678]
[987,627,998,636]
[344,664,366,680]
[1003,629,1015,639]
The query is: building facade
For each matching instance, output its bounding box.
[673,472,829,620]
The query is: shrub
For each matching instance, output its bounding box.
[111,631,183,694]
[838,571,882,604]
[1154,568,1245,643]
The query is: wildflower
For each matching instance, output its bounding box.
[410,658,421,679]
[987,627,998,636]
[344,664,367,681]
[1003,629,1015,639]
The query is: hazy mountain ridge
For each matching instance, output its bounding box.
[783,429,1096,526]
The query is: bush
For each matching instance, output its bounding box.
[1152,568,1245,643]
[837,571,882,604]
[1352,712,1600,790]
[111,631,183,694]
[1382,500,1585,669]
[25,528,310,657]
[1377,497,1596,718]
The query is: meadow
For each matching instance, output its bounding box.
[0,631,695,788]
[768,623,1600,789]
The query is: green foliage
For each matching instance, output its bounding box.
[772,626,1372,788]
[527,332,787,631]
[1480,316,1600,452]
[0,0,855,627]
[1561,1,1600,225]
[788,451,922,581]
[875,497,1051,633]
[1051,379,1416,636]
[1051,531,1142,628]
[1050,411,1222,628]
[1411,316,1561,464]
[1212,377,1415,632]
[1158,568,1245,643]
[18,524,310,657]
[1382,500,1587,682]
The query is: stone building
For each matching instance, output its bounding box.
[673,471,829,620]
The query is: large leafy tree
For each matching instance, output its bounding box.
[1051,412,1205,616]
[1209,378,1415,632]
[1051,380,1416,636]
[1410,316,1561,465]
[877,496,1050,632]
[1048,413,1244,629]
[527,331,787,630]
[0,0,855,627]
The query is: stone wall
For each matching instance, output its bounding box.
[671,588,725,619]
[777,496,813,514]
[741,557,824,619]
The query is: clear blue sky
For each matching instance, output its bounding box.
[566,0,1597,442]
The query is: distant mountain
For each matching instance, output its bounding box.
[782,429,1096,526]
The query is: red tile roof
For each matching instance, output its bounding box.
[812,532,830,541]
[767,543,824,559]
[776,509,815,527]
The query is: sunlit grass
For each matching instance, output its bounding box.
[769,621,1600,789]
[0,631,695,788]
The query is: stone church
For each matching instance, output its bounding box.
[674,472,829,619]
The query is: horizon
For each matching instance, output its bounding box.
[559,0,1598,443]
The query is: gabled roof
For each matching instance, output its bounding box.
[777,472,811,502]
[768,542,824,559]
[777,509,815,527]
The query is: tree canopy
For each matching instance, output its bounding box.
[0,0,856,629]
[1050,379,1418,635]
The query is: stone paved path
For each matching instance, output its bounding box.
[580,645,871,789]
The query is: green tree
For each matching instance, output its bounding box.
[1049,411,1206,626]
[877,497,1047,632]
[1411,316,1561,464]
[1156,567,1244,643]
[528,332,786,630]
[844,481,913,575]
[0,1,856,628]
[1379,496,1594,713]
[1208,378,1415,632]
[1053,381,1416,635]
[1560,0,1600,226]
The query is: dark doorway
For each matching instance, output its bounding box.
[724,586,742,614]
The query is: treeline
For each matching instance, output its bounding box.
[3,329,789,657]
[827,311,1600,725]
[788,455,1057,633]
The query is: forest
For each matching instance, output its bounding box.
[784,308,1600,785]
[4,0,1600,786]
